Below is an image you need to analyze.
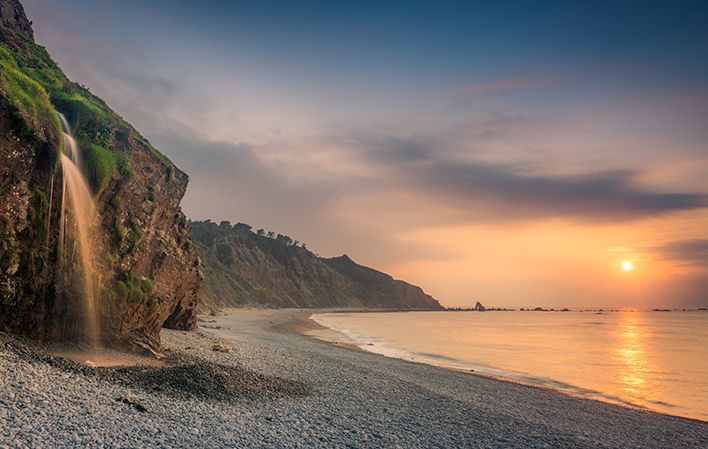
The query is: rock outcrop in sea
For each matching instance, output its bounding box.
[0,0,200,350]
[191,220,444,310]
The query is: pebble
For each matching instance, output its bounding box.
[1,311,707,448]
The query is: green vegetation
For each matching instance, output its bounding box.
[128,218,144,248]
[117,274,155,305]
[0,44,59,142]
[82,143,117,196]
[0,36,170,195]
[80,142,132,196]
[189,219,444,311]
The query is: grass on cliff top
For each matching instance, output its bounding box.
[0,44,59,141]
[0,35,173,194]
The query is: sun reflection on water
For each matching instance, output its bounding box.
[613,312,653,405]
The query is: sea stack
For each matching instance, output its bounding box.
[474,301,486,311]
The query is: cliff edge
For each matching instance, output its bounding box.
[0,0,200,350]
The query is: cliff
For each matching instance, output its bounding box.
[191,220,443,311]
[0,0,200,350]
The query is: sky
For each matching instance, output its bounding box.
[23,0,708,308]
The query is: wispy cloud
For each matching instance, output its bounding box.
[341,131,708,222]
[649,239,708,268]
[420,164,708,221]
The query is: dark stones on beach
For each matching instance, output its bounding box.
[108,362,310,401]
[114,397,147,413]
[1,331,309,404]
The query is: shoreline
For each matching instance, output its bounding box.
[2,308,707,447]
[285,309,708,424]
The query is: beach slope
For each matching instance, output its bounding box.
[1,309,707,448]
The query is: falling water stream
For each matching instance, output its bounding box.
[57,112,101,347]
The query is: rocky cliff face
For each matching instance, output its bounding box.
[0,0,32,40]
[192,220,443,311]
[0,0,200,350]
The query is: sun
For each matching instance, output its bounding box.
[622,261,634,272]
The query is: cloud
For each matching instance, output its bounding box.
[340,132,708,222]
[420,164,708,221]
[152,131,345,223]
[146,129,432,262]
[339,133,440,163]
[45,44,708,226]
[649,239,708,267]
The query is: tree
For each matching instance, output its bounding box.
[256,229,265,236]
[219,220,231,229]
[234,222,252,233]
[276,234,293,246]
[267,231,275,238]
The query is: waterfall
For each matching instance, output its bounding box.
[57,112,101,347]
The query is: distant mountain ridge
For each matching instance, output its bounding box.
[191,220,444,311]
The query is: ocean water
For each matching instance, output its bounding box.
[311,310,708,421]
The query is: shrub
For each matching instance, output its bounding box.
[117,274,155,305]
[81,143,116,196]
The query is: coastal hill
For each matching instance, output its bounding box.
[191,220,444,311]
[0,0,199,350]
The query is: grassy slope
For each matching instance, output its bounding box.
[0,34,168,196]
[191,220,443,310]
[192,221,353,309]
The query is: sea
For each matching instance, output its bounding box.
[311,310,708,421]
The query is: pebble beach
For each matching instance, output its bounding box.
[1,309,707,448]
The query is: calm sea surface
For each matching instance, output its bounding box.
[311,310,708,421]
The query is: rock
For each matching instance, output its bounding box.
[474,301,486,312]
[211,344,232,353]
[0,0,33,39]
[114,397,147,413]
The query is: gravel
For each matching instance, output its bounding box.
[1,309,707,448]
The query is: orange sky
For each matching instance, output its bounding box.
[388,210,708,308]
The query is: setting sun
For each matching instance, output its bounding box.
[622,261,634,272]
